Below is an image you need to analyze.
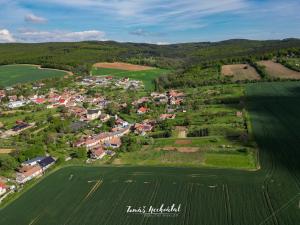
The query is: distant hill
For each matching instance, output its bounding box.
[0,39,299,74]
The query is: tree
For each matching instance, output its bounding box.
[73,148,87,159]
[0,154,18,171]
[107,117,116,128]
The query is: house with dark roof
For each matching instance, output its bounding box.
[22,156,46,167]
[38,156,56,170]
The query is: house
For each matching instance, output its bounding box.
[22,156,46,167]
[100,114,110,122]
[115,118,129,128]
[69,106,87,119]
[137,106,149,114]
[113,126,131,137]
[12,122,32,132]
[8,100,26,109]
[104,137,121,149]
[16,165,43,184]
[90,147,106,159]
[74,139,86,148]
[134,123,153,135]
[0,90,6,99]
[132,97,150,106]
[59,99,67,106]
[87,109,101,121]
[151,92,168,104]
[160,114,176,120]
[38,156,55,170]
[85,137,102,149]
[34,98,46,104]
[8,95,18,102]
[0,182,7,196]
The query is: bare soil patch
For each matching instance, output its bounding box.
[175,140,192,145]
[157,146,199,153]
[258,60,300,79]
[93,62,154,71]
[0,149,14,154]
[222,64,261,81]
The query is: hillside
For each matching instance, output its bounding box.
[0,39,299,75]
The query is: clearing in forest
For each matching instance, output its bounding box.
[221,64,261,81]
[258,60,300,79]
[93,62,154,71]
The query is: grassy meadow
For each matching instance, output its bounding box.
[0,65,68,87]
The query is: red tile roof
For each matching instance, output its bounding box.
[0,182,6,189]
[138,107,148,113]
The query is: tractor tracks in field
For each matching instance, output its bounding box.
[223,184,233,225]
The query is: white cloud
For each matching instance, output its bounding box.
[17,0,249,26]
[25,13,47,23]
[17,29,106,42]
[156,42,170,45]
[0,29,15,42]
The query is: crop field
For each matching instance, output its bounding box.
[93,62,154,71]
[1,82,300,225]
[221,64,261,81]
[92,67,169,90]
[0,65,69,87]
[258,60,300,79]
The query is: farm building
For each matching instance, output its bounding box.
[104,137,122,149]
[87,109,101,121]
[90,147,106,159]
[8,100,26,109]
[22,156,46,167]
[38,156,56,170]
[16,165,43,184]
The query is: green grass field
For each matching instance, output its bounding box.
[1,82,300,225]
[92,67,170,90]
[0,65,68,87]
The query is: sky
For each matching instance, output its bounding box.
[0,0,300,44]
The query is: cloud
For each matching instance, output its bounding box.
[129,29,148,36]
[24,13,47,23]
[18,0,249,26]
[129,29,165,37]
[0,29,15,42]
[17,29,106,42]
[156,42,170,45]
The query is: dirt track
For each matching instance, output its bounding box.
[93,62,154,71]
[157,147,199,153]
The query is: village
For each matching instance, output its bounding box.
[0,75,185,203]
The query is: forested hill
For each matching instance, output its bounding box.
[0,38,299,74]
